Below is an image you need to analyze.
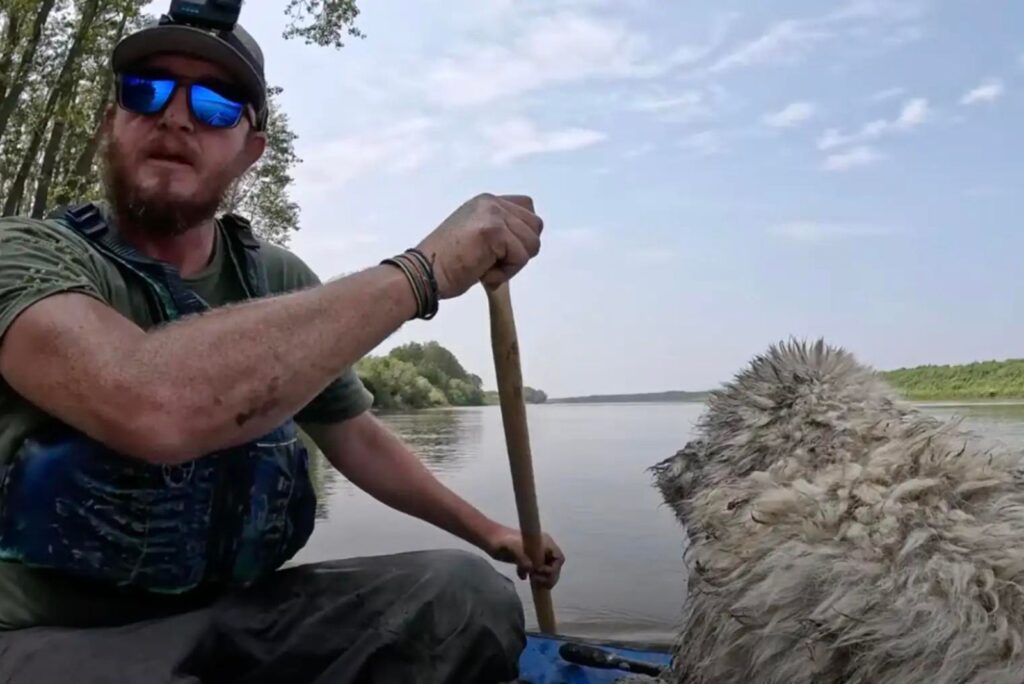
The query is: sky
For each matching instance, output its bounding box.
[156,1,1023,397]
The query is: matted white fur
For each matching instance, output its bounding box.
[651,340,1024,684]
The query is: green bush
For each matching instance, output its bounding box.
[882,359,1024,400]
[355,341,547,410]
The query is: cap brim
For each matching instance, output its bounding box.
[112,25,265,112]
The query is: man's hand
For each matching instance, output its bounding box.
[485,524,565,590]
[417,194,544,298]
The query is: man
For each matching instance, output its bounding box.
[0,13,563,684]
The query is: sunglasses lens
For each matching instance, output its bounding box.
[191,84,244,128]
[121,75,175,114]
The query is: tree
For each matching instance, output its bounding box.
[390,342,485,405]
[0,0,59,140]
[356,356,447,411]
[355,340,546,410]
[283,0,364,48]
[221,86,301,246]
[523,387,548,404]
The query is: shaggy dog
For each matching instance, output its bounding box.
[651,340,1024,684]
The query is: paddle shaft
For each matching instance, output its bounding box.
[486,283,557,634]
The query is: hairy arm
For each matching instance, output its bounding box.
[305,413,565,587]
[0,266,415,463]
[0,193,543,465]
[304,413,502,550]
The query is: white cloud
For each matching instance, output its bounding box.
[763,101,817,128]
[708,19,829,74]
[771,221,891,242]
[422,10,722,109]
[631,91,705,113]
[481,118,607,164]
[817,97,928,150]
[827,0,925,23]
[679,130,724,156]
[869,86,905,102]
[705,1,925,76]
[897,97,928,126]
[629,84,735,125]
[294,118,438,190]
[960,78,1005,106]
[822,145,884,171]
[424,13,647,108]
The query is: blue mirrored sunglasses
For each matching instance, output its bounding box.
[117,73,250,129]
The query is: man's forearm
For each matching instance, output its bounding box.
[133,265,415,461]
[308,415,501,552]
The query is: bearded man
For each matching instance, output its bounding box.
[0,13,562,684]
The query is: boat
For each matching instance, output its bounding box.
[518,632,673,683]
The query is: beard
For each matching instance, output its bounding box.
[100,132,239,238]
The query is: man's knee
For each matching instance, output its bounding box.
[416,549,521,613]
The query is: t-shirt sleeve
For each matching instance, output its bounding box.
[0,219,108,341]
[261,242,375,424]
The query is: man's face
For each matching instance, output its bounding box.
[102,54,265,235]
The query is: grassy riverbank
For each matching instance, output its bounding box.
[881,359,1024,401]
[545,360,1024,405]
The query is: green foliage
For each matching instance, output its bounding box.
[354,356,447,411]
[356,341,546,410]
[283,0,364,48]
[389,341,485,406]
[483,388,547,405]
[882,359,1024,400]
[220,86,301,246]
[523,387,548,404]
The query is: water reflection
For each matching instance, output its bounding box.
[919,402,1024,450]
[383,408,483,472]
[300,410,481,520]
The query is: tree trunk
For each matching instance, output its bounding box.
[53,10,127,207]
[30,88,74,217]
[0,11,23,104]
[0,0,57,144]
[2,0,100,215]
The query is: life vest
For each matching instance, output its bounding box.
[0,203,317,593]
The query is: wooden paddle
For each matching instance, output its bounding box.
[487,279,557,635]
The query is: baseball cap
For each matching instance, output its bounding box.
[111,14,268,129]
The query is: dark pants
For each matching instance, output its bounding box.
[0,550,526,684]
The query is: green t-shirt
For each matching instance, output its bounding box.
[0,205,374,629]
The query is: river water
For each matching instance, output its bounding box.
[291,401,1024,644]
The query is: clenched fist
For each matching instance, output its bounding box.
[416,194,544,299]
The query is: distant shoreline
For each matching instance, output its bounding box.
[552,393,1024,403]
[548,391,710,404]
[548,358,1024,405]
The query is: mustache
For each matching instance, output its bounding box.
[142,135,199,166]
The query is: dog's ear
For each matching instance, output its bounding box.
[651,439,709,523]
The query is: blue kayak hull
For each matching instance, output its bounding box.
[519,632,672,683]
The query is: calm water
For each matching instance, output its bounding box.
[291,402,1024,644]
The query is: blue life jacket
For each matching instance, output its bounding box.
[0,203,317,593]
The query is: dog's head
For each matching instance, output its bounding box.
[652,339,915,524]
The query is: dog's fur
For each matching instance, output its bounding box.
[651,340,1024,684]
